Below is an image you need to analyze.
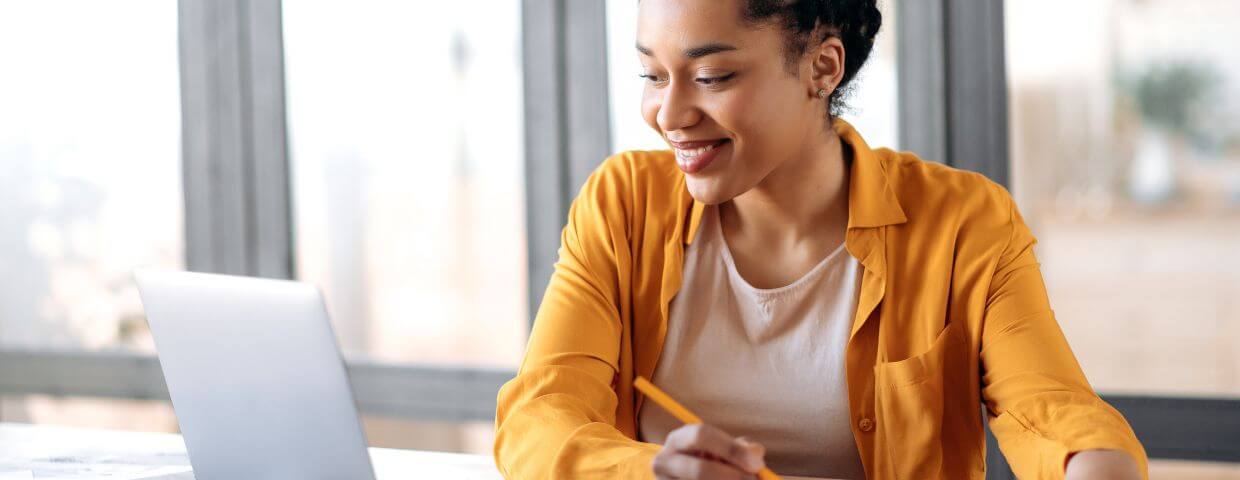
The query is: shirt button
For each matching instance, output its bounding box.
[858,417,875,432]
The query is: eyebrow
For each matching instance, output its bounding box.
[635,42,738,59]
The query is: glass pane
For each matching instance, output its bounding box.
[1007,0,1240,397]
[605,0,666,152]
[605,0,900,152]
[0,395,178,433]
[283,2,528,368]
[361,416,493,454]
[0,1,183,353]
[840,0,899,150]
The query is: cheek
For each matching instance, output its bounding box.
[729,89,797,135]
[705,91,777,166]
[719,86,806,160]
[703,87,810,196]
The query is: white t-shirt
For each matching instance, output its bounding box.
[638,205,866,480]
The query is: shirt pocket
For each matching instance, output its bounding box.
[872,320,968,479]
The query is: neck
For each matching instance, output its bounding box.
[723,129,851,245]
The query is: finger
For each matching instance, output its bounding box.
[655,451,753,480]
[665,424,765,473]
[652,448,680,480]
[733,436,767,472]
[665,424,732,459]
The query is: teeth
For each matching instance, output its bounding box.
[676,141,719,159]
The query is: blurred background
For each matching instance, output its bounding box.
[0,0,1236,478]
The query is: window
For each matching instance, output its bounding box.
[0,1,182,353]
[282,1,527,453]
[282,2,528,369]
[0,0,181,431]
[1007,0,1240,398]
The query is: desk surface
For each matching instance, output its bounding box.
[0,422,501,479]
[0,423,831,480]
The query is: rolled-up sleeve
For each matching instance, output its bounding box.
[494,158,660,479]
[980,188,1148,479]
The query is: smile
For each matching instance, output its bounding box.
[673,139,730,174]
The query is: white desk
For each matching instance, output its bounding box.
[0,423,501,479]
[0,423,833,480]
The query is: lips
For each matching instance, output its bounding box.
[672,138,730,174]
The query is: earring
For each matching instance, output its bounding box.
[817,88,828,99]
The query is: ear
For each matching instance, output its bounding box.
[808,36,846,99]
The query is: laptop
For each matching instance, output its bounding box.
[134,270,377,480]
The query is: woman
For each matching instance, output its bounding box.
[495,0,1147,478]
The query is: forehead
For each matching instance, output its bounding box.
[636,0,769,54]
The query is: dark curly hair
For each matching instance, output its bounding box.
[741,0,882,117]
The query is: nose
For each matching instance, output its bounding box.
[655,79,701,134]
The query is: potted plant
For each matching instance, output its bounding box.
[1118,62,1218,205]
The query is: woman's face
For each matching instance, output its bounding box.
[637,0,832,204]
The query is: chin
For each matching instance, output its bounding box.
[684,176,737,205]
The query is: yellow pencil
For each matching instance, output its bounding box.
[634,376,782,480]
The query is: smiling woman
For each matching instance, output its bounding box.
[495,1,1146,479]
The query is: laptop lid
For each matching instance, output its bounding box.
[134,270,376,480]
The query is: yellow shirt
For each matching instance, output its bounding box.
[494,119,1147,479]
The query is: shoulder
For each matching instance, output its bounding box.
[570,149,688,238]
[877,148,1016,237]
[586,149,681,196]
[577,149,685,214]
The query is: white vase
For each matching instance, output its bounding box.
[1129,128,1175,204]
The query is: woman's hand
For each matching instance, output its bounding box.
[1065,449,1142,480]
[652,423,766,480]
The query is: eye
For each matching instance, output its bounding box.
[695,73,736,86]
[639,73,666,85]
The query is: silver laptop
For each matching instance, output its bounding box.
[135,270,376,480]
